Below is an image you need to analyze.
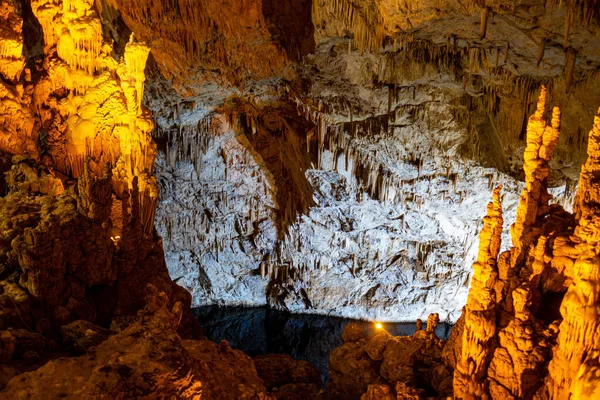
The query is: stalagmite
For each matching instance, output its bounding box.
[454,186,503,399]
[510,86,560,252]
[547,109,600,399]
[565,47,577,93]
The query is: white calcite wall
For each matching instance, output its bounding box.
[154,88,573,323]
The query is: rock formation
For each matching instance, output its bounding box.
[449,90,600,399]
[453,186,503,398]
[1,0,600,398]
[148,0,598,321]
[321,85,600,400]
[0,0,24,82]
[0,0,197,372]
[325,317,452,399]
[545,108,600,399]
[1,284,269,398]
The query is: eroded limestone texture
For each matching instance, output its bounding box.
[0,0,197,373]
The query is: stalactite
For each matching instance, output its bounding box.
[537,39,546,67]
[480,7,489,40]
[312,0,384,53]
[565,47,577,93]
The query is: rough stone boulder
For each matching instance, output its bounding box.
[327,317,450,400]
[327,338,384,400]
[60,320,114,355]
[253,353,322,391]
[271,382,322,400]
[342,322,366,343]
[364,330,392,361]
[360,384,395,400]
[0,285,269,399]
[0,329,45,363]
[0,282,30,331]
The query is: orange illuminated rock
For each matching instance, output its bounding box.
[0,82,39,157]
[0,0,25,82]
[107,0,314,93]
[510,86,560,252]
[454,185,503,399]
[546,108,600,399]
[453,90,600,399]
[28,0,158,233]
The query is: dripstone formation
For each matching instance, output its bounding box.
[1,0,600,398]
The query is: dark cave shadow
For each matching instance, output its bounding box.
[261,0,316,62]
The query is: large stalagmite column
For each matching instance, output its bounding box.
[547,109,600,399]
[454,186,503,399]
[510,86,560,255]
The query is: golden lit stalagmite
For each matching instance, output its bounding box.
[452,88,566,399]
[454,186,503,399]
[481,89,564,399]
[510,86,561,254]
[29,0,157,232]
[450,88,600,398]
[547,109,600,399]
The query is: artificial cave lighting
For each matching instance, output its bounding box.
[1,0,600,399]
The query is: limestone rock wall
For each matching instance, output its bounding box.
[154,84,572,322]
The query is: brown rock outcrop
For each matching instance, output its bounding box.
[253,353,322,397]
[0,156,195,360]
[0,284,269,399]
[60,320,113,354]
[327,317,451,400]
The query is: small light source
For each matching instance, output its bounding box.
[375,322,383,330]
